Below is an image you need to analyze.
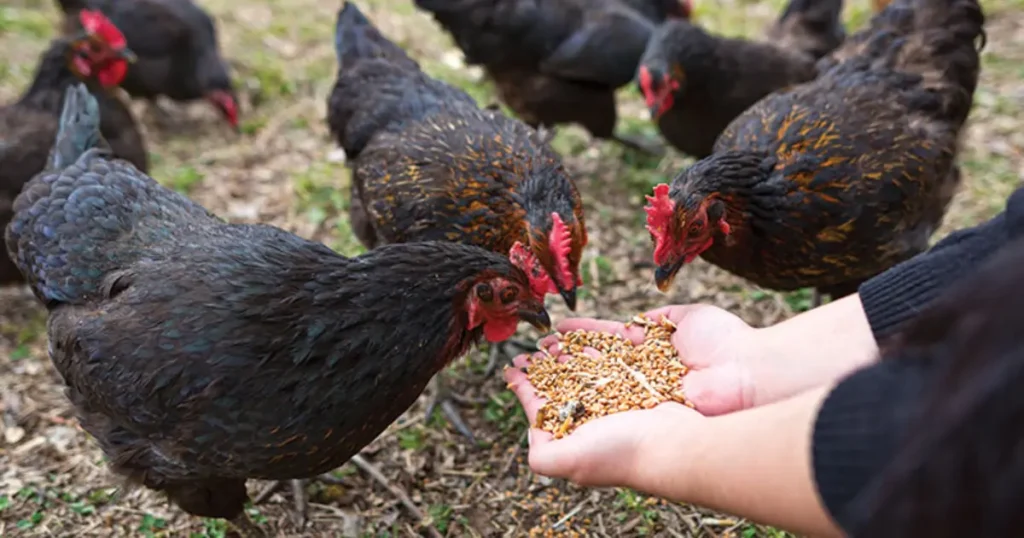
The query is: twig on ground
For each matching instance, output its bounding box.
[349,454,443,538]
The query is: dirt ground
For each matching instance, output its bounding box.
[1,0,1021,536]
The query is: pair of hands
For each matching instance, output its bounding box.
[504,304,760,489]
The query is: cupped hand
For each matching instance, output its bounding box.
[504,352,703,490]
[543,304,759,416]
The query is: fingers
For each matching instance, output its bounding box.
[642,304,703,326]
[555,318,646,345]
[680,364,747,416]
[504,353,547,425]
[527,431,585,479]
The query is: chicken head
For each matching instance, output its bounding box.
[510,212,586,311]
[645,183,731,292]
[67,10,135,88]
[465,274,552,343]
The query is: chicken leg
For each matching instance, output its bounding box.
[252,473,348,527]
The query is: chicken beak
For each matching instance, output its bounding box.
[519,307,552,334]
[558,286,578,312]
[654,259,684,293]
[117,47,137,64]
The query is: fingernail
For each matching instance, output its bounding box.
[528,429,535,447]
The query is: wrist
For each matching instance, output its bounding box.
[747,295,879,408]
[628,405,709,502]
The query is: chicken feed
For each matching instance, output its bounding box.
[524,313,692,438]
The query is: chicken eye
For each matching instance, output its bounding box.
[688,221,704,235]
[500,286,518,304]
[475,283,494,302]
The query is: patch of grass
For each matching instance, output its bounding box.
[293,161,348,219]
[193,518,229,538]
[614,489,660,534]
[0,7,52,39]
[163,166,204,194]
[241,54,296,104]
[138,513,169,537]
[483,389,528,437]
[397,426,426,450]
[784,288,815,312]
[743,525,796,537]
[427,503,454,534]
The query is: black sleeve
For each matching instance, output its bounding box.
[811,359,930,532]
[858,187,1024,341]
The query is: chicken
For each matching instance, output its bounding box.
[0,10,146,285]
[57,0,239,130]
[5,83,551,537]
[637,0,844,159]
[326,1,585,453]
[414,0,692,156]
[644,0,984,306]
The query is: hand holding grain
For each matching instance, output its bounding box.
[503,304,757,488]
[543,305,759,415]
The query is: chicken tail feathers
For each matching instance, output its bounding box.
[334,2,416,68]
[822,0,984,128]
[769,0,846,60]
[49,83,110,172]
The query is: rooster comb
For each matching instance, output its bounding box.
[548,213,575,285]
[509,242,556,299]
[645,184,676,264]
[79,10,126,48]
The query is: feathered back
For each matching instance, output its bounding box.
[7,84,214,305]
[819,0,984,127]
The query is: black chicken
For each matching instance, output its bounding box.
[327,1,585,450]
[645,0,984,306]
[57,0,239,130]
[414,0,691,156]
[638,0,844,158]
[5,83,550,537]
[0,9,146,285]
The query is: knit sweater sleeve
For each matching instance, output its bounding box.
[811,359,929,532]
[858,187,1024,341]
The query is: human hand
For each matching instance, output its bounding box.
[504,351,705,491]
[535,295,879,416]
[540,304,759,415]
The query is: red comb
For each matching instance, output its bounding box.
[644,184,676,265]
[547,212,576,289]
[509,242,557,299]
[638,66,656,108]
[79,10,127,48]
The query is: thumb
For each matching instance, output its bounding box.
[680,362,749,416]
[527,430,594,484]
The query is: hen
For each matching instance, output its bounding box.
[5,84,550,537]
[0,10,145,285]
[57,0,239,130]
[638,0,844,158]
[327,0,586,447]
[644,0,984,306]
[414,0,691,156]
